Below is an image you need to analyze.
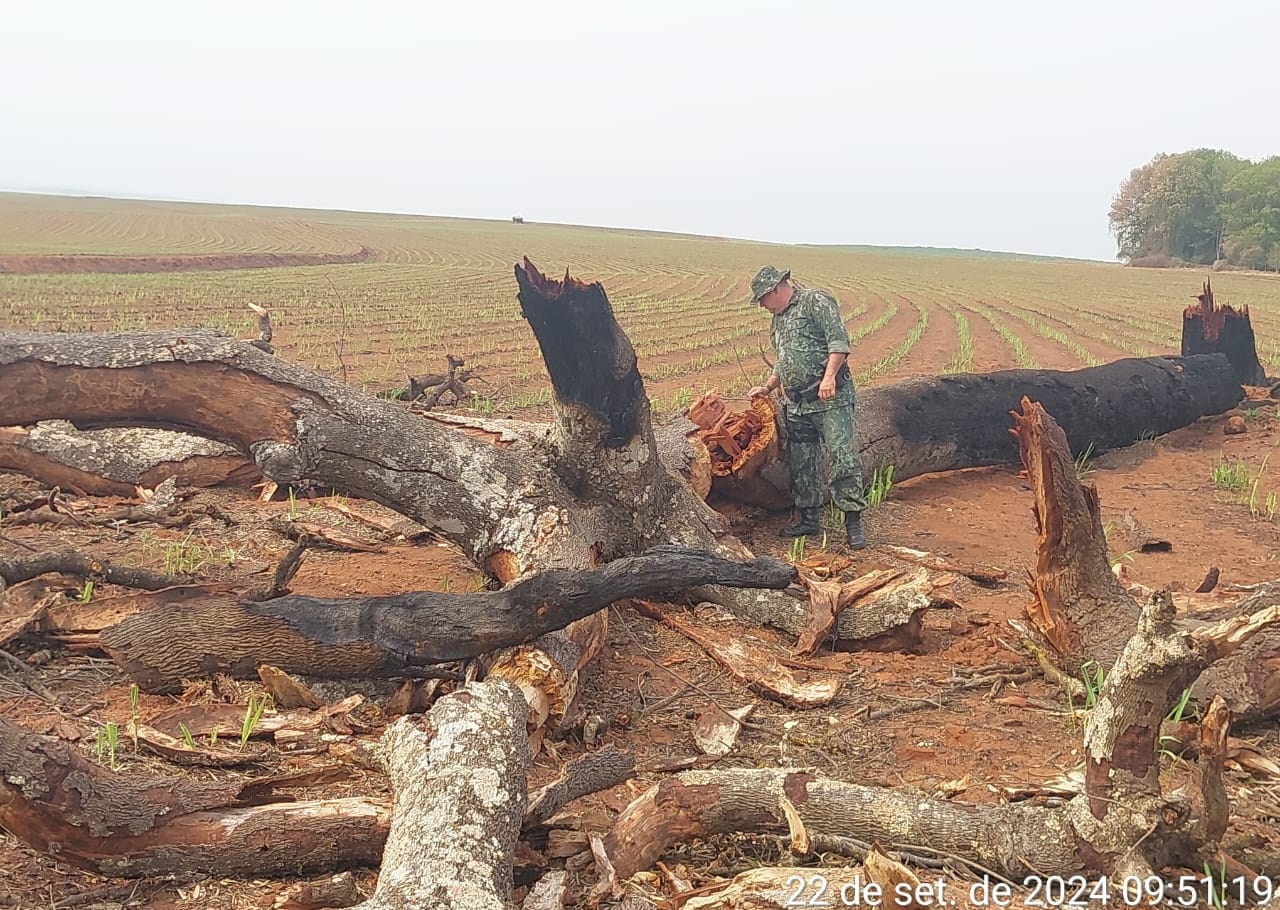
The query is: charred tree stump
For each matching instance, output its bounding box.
[1183,279,1267,387]
[1011,397,1140,670]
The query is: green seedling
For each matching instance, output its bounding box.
[240,695,271,748]
[96,722,120,770]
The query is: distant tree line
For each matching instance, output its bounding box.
[1109,149,1280,271]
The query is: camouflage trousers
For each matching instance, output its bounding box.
[782,393,868,513]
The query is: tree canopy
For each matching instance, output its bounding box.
[1109,150,1280,270]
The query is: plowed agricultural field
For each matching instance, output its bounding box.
[5,192,1280,909]
[3,192,1279,414]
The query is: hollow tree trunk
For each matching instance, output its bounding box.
[691,355,1241,510]
[1183,279,1267,386]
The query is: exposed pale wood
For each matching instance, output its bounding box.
[795,569,902,655]
[258,664,325,710]
[633,600,843,708]
[884,546,1008,586]
[692,705,753,758]
[1011,397,1139,670]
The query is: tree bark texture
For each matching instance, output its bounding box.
[352,679,530,910]
[0,421,257,496]
[97,546,795,692]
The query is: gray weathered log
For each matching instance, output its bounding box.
[0,420,257,495]
[353,679,530,910]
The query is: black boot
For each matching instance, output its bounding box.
[844,510,867,550]
[779,507,821,538]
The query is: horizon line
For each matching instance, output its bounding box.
[0,186,1115,265]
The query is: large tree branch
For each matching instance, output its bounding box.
[0,714,389,877]
[98,545,796,692]
[353,680,530,910]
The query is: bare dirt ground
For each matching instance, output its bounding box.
[2,400,1278,909]
[0,249,374,275]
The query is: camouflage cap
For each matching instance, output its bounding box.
[750,265,791,302]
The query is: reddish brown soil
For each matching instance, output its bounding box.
[877,295,956,384]
[0,247,374,275]
[1,405,1278,908]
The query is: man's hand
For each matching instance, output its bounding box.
[818,351,847,400]
[748,385,771,400]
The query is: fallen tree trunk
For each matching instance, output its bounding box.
[864,356,1240,473]
[97,545,795,692]
[687,354,1241,509]
[0,713,390,877]
[352,679,530,910]
[0,264,916,650]
[0,679,607,906]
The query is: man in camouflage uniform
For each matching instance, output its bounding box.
[747,266,868,549]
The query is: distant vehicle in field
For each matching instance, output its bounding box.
[512,215,525,224]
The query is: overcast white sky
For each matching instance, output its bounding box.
[2,0,1276,260]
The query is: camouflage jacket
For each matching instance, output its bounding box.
[770,287,853,413]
